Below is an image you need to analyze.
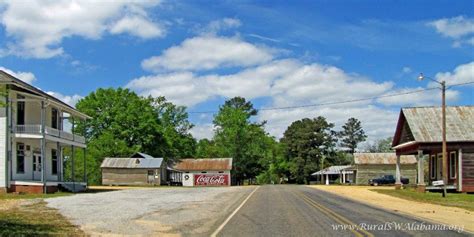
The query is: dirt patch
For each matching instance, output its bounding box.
[310,185,474,233]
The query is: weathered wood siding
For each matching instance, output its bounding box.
[462,152,474,192]
[102,168,160,186]
[355,164,417,185]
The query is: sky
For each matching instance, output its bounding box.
[0,0,473,143]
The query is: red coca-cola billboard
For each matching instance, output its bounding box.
[194,174,230,186]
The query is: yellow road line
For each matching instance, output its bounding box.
[296,191,375,237]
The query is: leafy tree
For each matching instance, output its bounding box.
[213,97,268,185]
[196,139,220,158]
[364,137,393,153]
[280,117,337,184]
[339,117,367,155]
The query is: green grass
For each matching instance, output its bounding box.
[0,192,73,200]
[371,188,474,211]
[0,201,84,236]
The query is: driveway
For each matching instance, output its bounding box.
[46,186,254,236]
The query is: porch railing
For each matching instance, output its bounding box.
[14,125,86,144]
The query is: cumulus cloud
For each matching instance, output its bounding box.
[0,66,36,84]
[0,0,165,58]
[376,87,459,106]
[434,61,474,86]
[190,123,215,140]
[203,18,241,34]
[428,16,474,47]
[141,35,275,72]
[46,91,83,107]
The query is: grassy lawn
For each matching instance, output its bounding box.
[0,201,84,236]
[371,188,474,211]
[0,192,73,200]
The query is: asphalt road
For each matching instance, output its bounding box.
[217,185,468,237]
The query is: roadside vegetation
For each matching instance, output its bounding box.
[371,188,474,211]
[70,88,385,185]
[0,200,83,236]
[0,192,72,200]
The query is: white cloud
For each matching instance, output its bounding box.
[204,18,241,34]
[109,15,164,39]
[47,91,83,107]
[0,0,164,58]
[190,123,215,140]
[376,87,459,106]
[402,67,412,74]
[141,35,275,72]
[434,61,474,86]
[0,66,36,84]
[429,16,474,47]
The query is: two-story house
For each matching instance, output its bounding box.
[0,70,90,194]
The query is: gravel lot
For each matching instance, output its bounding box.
[46,186,254,236]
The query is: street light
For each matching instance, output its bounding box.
[418,73,447,198]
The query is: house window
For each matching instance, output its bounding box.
[17,95,25,125]
[449,152,456,179]
[16,143,25,173]
[51,149,58,175]
[430,155,436,179]
[51,108,59,129]
[201,171,207,174]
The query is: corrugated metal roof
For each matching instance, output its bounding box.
[101,157,163,168]
[354,153,416,165]
[173,158,233,171]
[402,106,474,142]
[311,165,353,175]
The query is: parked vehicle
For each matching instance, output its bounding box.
[368,175,409,186]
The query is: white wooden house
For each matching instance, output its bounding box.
[0,70,90,193]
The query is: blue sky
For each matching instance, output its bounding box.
[0,0,473,142]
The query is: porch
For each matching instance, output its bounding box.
[9,180,87,193]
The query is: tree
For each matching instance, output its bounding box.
[339,117,367,155]
[280,117,337,184]
[364,137,393,153]
[196,139,220,158]
[213,97,268,185]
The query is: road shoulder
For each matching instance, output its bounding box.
[309,185,474,233]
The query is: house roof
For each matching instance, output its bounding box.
[101,157,164,169]
[172,158,233,171]
[0,70,91,119]
[131,152,154,159]
[354,153,417,165]
[393,106,474,146]
[311,165,353,175]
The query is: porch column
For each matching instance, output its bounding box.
[83,148,87,185]
[395,154,402,189]
[325,174,329,185]
[71,145,75,192]
[56,142,61,181]
[40,100,47,194]
[458,148,463,192]
[416,150,426,192]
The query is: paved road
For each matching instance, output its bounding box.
[217,185,468,237]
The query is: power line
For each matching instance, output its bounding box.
[188,81,474,114]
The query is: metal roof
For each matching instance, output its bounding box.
[173,158,233,171]
[354,153,416,165]
[401,106,474,143]
[311,165,352,175]
[101,157,164,169]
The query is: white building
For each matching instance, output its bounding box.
[0,70,90,193]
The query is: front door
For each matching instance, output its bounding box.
[437,154,443,180]
[33,153,42,180]
[147,170,155,184]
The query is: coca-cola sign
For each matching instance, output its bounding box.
[194,174,229,186]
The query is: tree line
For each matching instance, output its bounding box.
[68,88,392,185]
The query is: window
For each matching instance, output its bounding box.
[51,108,59,129]
[201,171,207,174]
[17,95,25,125]
[52,149,58,175]
[16,143,25,173]
[449,152,456,179]
[430,155,436,179]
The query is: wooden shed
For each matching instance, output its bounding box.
[101,153,164,186]
[352,153,417,185]
[170,158,233,186]
[392,106,474,192]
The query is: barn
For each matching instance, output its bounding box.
[351,153,417,185]
[170,158,232,186]
[101,153,165,186]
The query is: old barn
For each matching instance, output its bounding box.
[101,153,165,186]
[169,158,232,186]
